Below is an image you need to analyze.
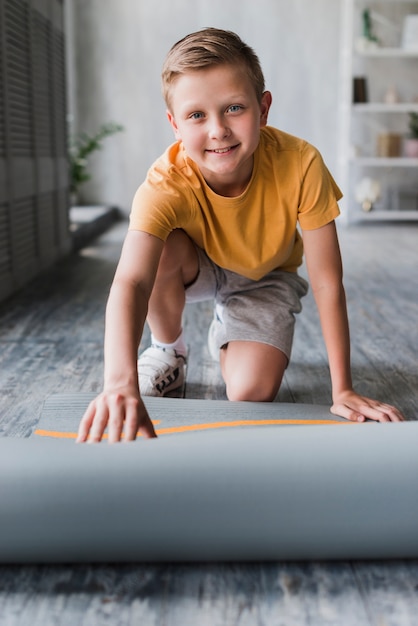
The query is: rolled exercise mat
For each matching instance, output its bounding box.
[34,393,347,439]
[0,398,417,563]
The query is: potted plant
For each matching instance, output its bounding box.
[404,112,418,158]
[355,9,380,52]
[69,121,124,203]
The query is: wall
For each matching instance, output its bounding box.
[67,0,341,213]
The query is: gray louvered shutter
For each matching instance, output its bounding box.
[0,0,71,303]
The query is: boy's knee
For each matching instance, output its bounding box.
[225,375,279,403]
[222,343,286,402]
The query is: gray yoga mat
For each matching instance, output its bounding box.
[0,395,417,563]
[34,393,347,439]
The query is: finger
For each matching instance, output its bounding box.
[331,402,404,423]
[376,403,405,422]
[123,397,157,441]
[122,397,140,442]
[88,397,110,443]
[331,404,366,423]
[355,401,404,423]
[137,418,157,440]
[107,395,125,444]
[76,401,96,443]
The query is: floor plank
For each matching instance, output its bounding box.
[352,561,418,626]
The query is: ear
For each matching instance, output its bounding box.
[166,110,182,140]
[259,91,272,127]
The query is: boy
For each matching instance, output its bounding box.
[77,28,403,443]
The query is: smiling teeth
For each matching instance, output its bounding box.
[213,147,230,153]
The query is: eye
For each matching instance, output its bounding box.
[189,112,204,120]
[227,105,243,114]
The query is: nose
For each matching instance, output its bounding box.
[208,115,230,141]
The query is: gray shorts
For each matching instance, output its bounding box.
[185,247,309,361]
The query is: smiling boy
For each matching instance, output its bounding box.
[77,28,403,443]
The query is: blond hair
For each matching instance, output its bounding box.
[162,28,265,109]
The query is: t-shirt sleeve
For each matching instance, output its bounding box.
[129,162,194,241]
[129,183,176,241]
[297,144,342,230]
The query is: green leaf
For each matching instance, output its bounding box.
[68,122,124,193]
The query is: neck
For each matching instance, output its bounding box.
[203,157,254,198]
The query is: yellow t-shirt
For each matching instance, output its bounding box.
[129,126,342,280]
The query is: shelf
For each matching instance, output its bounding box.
[339,0,418,224]
[355,0,418,4]
[351,210,418,222]
[353,103,418,112]
[356,48,418,57]
[351,157,418,166]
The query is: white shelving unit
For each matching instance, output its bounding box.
[339,0,418,223]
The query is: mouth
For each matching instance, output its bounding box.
[206,144,239,155]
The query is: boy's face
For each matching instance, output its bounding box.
[167,64,271,196]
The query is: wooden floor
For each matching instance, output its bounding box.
[0,219,417,625]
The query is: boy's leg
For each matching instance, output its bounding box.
[209,267,308,402]
[147,229,199,343]
[138,229,199,397]
[220,342,288,402]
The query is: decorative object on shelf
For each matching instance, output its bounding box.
[390,186,418,212]
[402,15,418,51]
[367,9,402,48]
[384,85,400,104]
[353,76,368,103]
[355,8,380,52]
[404,111,418,158]
[354,177,381,212]
[377,132,402,157]
[69,122,124,199]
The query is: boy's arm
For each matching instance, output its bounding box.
[77,229,165,443]
[302,221,404,422]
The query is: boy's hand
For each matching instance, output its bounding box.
[76,388,157,443]
[331,390,405,423]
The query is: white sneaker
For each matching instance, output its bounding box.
[207,318,221,362]
[138,346,186,396]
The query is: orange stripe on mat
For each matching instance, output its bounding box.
[34,418,346,439]
[155,419,345,435]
